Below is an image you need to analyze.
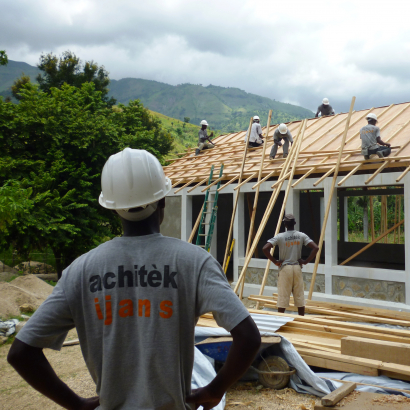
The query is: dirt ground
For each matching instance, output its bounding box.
[0,275,321,409]
[0,331,321,410]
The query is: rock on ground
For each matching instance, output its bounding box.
[14,261,55,274]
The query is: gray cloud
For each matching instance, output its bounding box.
[3,0,410,114]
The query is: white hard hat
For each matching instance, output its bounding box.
[278,123,287,134]
[322,98,329,105]
[99,148,172,221]
[253,115,260,120]
[366,113,378,122]
[200,120,208,126]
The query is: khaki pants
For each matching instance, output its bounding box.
[277,264,305,308]
[198,141,214,151]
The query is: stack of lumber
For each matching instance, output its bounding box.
[198,295,410,382]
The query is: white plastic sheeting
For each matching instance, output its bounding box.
[195,313,331,399]
[192,347,226,410]
[316,373,410,398]
[0,319,19,337]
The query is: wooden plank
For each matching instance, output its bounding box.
[308,97,356,300]
[188,204,204,243]
[222,117,253,271]
[301,354,379,376]
[174,177,197,194]
[63,339,80,346]
[396,164,410,182]
[216,174,240,192]
[242,111,273,287]
[321,382,356,407]
[233,123,303,295]
[254,120,307,305]
[341,336,410,366]
[340,219,404,265]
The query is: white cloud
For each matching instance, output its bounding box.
[3,0,410,113]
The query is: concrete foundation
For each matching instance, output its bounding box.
[332,276,405,303]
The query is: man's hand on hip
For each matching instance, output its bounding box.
[298,258,306,266]
[186,387,223,410]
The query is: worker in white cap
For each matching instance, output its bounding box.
[196,119,216,156]
[360,113,391,160]
[245,115,264,148]
[263,214,318,316]
[315,98,335,117]
[8,148,261,410]
[269,123,294,159]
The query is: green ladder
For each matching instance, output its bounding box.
[196,164,224,252]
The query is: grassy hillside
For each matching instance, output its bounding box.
[109,79,314,132]
[149,110,218,155]
[1,61,315,133]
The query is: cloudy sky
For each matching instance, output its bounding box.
[3,0,410,113]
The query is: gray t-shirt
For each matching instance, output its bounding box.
[245,122,263,143]
[198,129,208,143]
[273,128,293,143]
[268,230,313,267]
[360,124,380,150]
[17,234,249,410]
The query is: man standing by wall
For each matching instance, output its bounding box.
[360,113,391,160]
[196,120,215,156]
[245,116,264,148]
[269,123,293,159]
[263,214,318,316]
[315,98,335,117]
[8,148,261,410]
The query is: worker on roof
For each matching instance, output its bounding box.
[195,119,215,156]
[315,98,335,118]
[8,148,261,410]
[360,113,391,160]
[269,123,294,159]
[245,116,264,148]
[263,214,318,316]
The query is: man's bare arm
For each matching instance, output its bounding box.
[298,241,319,265]
[7,339,99,410]
[376,136,391,147]
[262,243,283,266]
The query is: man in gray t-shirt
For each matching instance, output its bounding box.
[269,124,293,159]
[360,113,391,160]
[195,120,216,156]
[8,149,261,410]
[263,214,318,316]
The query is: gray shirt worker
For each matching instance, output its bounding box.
[315,104,335,117]
[198,128,209,143]
[16,234,250,410]
[273,128,293,143]
[267,230,313,269]
[360,124,381,152]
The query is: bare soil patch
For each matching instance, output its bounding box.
[0,275,54,319]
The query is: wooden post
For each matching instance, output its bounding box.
[233,124,302,295]
[188,204,204,243]
[222,118,253,271]
[382,195,387,243]
[253,119,307,305]
[370,196,375,241]
[245,110,272,258]
[340,219,404,265]
[308,97,356,300]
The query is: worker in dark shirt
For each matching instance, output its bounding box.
[315,98,335,118]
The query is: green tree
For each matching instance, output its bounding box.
[37,51,116,106]
[184,117,190,123]
[11,73,31,100]
[0,82,173,277]
[0,50,8,66]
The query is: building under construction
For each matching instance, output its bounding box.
[162,100,409,310]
